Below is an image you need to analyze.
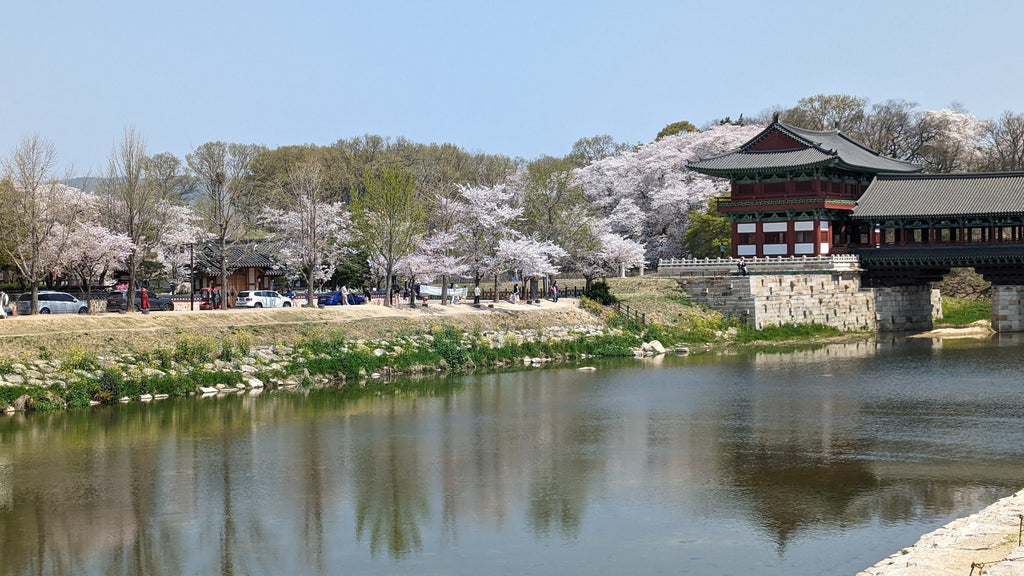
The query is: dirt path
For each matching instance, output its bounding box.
[0,298,596,358]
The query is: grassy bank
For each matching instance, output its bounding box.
[0,279,862,413]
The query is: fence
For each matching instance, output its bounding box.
[611,301,646,325]
[656,255,860,276]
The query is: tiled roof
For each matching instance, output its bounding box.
[688,121,921,176]
[853,173,1024,219]
[195,241,285,274]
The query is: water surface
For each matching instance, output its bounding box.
[2,336,1023,575]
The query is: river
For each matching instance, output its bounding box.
[1,336,1023,576]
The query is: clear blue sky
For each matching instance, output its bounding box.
[2,0,1022,175]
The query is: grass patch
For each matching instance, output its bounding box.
[940,296,990,326]
[733,323,842,343]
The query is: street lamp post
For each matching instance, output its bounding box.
[189,242,195,311]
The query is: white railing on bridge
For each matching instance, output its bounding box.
[657,255,860,275]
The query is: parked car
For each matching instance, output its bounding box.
[106,290,175,312]
[317,291,365,306]
[236,290,293,308]
[16,291,90,315]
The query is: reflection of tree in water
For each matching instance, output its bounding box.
[526,414,606,540]
[724,445,877,551]
[353,409,429,559]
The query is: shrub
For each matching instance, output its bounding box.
[61,347,99,371]
[586,281,617,305]
[431,325,469,370]
[174,334,217,364]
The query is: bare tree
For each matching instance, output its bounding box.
[982,111,1024,172]
[782,94,868,132]
[96,127,159,311]
[187,142,263,308]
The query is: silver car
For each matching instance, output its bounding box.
[16,291,90,315]
[236,290,293,308]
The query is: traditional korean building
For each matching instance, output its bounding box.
[688,115,921,258]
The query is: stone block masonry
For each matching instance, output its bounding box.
[992,285,1024,332]
[679,273,942,332]
[872,285,941,332]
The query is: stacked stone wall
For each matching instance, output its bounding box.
[677,275,753,320]
[679,273,947,332]
[678,273,878,331]
[991,286,1024,332]
[748,273,876,331]
[871,286,939,331]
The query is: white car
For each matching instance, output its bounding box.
[236,290,293,308]
[16,291,90,315]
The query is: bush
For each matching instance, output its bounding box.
[586,281,617,305]
[431,325,469,370]
[61,347,99,371]
[174,334,217,364]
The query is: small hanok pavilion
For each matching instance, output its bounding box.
[688,115,921,258]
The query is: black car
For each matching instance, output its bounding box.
[106,290,175,312]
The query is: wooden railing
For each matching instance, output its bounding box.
[612,301,646,325]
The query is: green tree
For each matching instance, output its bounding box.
[352,166,425,307]
[655,120,698,141]
[566,134,632,167]
[684,200,731,258]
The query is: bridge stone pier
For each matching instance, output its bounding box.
[992,286,1024,332]
[871,285,941,332]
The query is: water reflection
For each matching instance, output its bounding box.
[1,338,1023,575]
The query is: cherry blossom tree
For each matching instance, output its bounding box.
[63,221,134,291]
[453,183,521,293]
[598,231,646,278]
[155,203,206,293]
[574,124,762,262]
[913,109,989,172]
[493,236,567,302]
[0,136,87,313]
[261,162,352,306]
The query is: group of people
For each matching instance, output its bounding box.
[508,281,559,304]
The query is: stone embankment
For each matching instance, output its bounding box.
[0,322,612,411]
[859,488,1024,576]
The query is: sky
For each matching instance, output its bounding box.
[2,0,1024,175]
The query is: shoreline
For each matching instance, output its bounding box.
[858,488,1024,575]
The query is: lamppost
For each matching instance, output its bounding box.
[189,242,195,311]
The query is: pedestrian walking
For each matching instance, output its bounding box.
[140,287,150,312]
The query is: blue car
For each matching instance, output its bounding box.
[317,292,365,306]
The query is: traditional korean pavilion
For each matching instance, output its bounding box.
[688,115,921,258]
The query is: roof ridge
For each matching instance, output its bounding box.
[876,171,1024,180]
